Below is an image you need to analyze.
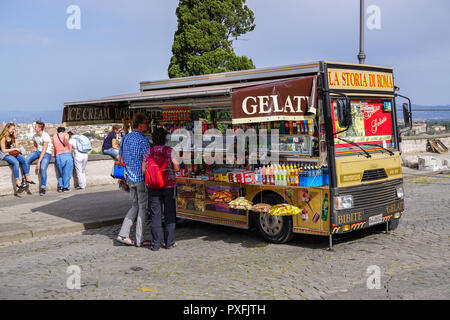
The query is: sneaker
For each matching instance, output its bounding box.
[39,188,46,196]
[75,186,85,190]
[57,187,63,193]
[165,242,177,249]
[62,188,70,192]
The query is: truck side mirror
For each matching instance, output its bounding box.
[336,98,353,128]
[402,102,412,129]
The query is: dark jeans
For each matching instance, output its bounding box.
[148,187,176,249]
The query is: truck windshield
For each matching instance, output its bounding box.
[331,99,394,156]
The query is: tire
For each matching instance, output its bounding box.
[252,192,294,244]
[387,218,400,231]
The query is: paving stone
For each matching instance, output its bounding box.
[0,175,449,299]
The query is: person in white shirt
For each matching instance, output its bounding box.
[68,132,88,190]
[25,121,53,196]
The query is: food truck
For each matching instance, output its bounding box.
[63,61,412,248]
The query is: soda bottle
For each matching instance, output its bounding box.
[270,165,275,185]
[304,120,308,135]
[285,166,290,186]
[262,166,267,185]
[274,165,279,186]
[321,194,329,221]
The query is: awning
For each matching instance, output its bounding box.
[62,78,296,125]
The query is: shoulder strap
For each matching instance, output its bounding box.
[119,134,126,158]
[57,133,66,147]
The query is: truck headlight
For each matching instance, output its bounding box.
[335,195,354,210]
[396,186,404,199]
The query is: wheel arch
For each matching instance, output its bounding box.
[249,190,287,229]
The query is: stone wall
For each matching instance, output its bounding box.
[400,134,450,154]
[0,154,117,197]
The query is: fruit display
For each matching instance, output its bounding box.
[268,204,302,216]
[209,190,234,203]
[251,203,273,213]
[228,197,253,210]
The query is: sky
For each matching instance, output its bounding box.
[0,0,449,116]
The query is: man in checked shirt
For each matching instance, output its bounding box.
[116,113,151,247]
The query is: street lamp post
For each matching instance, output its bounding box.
[358,0,366,64]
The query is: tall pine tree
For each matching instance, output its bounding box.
[168,0,256,78]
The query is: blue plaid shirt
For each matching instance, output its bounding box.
[119,130,151,183]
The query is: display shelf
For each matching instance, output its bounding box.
[175,177,329,190]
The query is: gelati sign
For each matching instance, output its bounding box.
[231,76,317,124]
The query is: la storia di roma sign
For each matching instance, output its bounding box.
[328,68,394,91]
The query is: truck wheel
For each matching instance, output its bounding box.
[252,193,294,244]
[387,218,400,231]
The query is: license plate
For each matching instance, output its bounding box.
[369,214,383,226]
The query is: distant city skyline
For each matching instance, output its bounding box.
[1,0,449,116]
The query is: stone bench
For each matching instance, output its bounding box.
[0,154,118,196]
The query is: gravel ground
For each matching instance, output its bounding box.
[0,174,449,300]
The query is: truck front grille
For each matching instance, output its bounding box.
[336,179,401,211]
[361,169,388,182]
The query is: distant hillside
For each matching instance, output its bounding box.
[397,105,450,121]
[0,110,62,124]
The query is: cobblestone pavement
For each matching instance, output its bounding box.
[0,174,448,300]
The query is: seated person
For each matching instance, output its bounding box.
[102,125,122,159]
[0,123,35,190]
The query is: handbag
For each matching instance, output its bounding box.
[111,136,126,179]
[111,160,127,179]
[9,150,20,157]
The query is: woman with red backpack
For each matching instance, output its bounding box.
[143,127,180,251]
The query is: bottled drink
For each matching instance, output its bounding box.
[269,165,275,185]
[286,165,291,186]
[262,166,267,185]
[274,165,279,186]
[293,121,297,134]
[304,120,308,135]
[289,165,294,186]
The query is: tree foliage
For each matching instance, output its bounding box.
[168,0,256,78]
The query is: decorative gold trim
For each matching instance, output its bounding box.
[177,211,248,229]
[293,227,329,236]
[232,115,315,124]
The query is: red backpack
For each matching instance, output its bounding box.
[145,146,169,189]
